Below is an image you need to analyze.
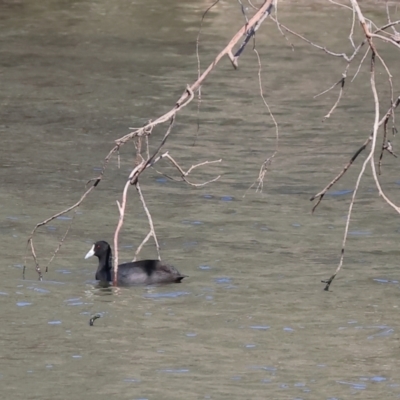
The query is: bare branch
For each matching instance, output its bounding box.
[230,2,274,67]
[26,183,97,278]
[351,46,370,82]
[164,154,222,187]
[133,182,161,261]
[322,54,378,292]
[310,134,372,213]
[321,1,400,290]
[322,75,346,120]
[113,161,145,285]
[45,211,76,273]
[27,3,276,277]
[246,44,279,194]
[270,16,361,62]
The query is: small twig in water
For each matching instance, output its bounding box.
[45,211,77,273]
[89,314,102,326]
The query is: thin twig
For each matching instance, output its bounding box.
[351,46,370,82]
[113,161,145,285]
[310,134,372,213]
[318,66,349,121]
[164,155,222,187]
[273,0,295,50]
[26,184,97,278]
[245,45,279,195]
[322,53,378,291]
[270,16,363,62]
[133,182,161,261]
[194,0,220,146]
[45,211,77,273]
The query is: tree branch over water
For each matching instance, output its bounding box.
[308,1,400,290]
[26,0,274,283]
[26,0,400,292]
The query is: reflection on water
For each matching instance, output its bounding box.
[1,0,400,399]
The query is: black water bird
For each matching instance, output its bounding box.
[85,240,186,285]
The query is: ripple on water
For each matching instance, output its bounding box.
[220,196,234,201]
[368,328,394,339]
[39,280,65,285]
[16,302,32,307]
[181,220,203,225]
[65,297,82,303]
[158,369,189,374]
[337,380,367,390]
[56,269,72,275]
[348,230,372,236]
[369,376,386,382]
[27,286,50,294]
[155,177,167,183]
[48,320,62,325]
[144,291,190,299]
[250,366,276,373]
[56,215,72,221]
[250,325,270,330]
[328,189,353,196]
[214,277,232,284]
[64,297,84,306]
[183,241,198,247]
[280,383,289,389]
[373,278,398,284]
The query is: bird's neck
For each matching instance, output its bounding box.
[96,247,113,282]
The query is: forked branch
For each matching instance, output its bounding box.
[26,2,274,278]
[318,0,400,290]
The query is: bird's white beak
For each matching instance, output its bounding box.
[85,244,95,259]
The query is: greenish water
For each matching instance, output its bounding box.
[1,1,400,399]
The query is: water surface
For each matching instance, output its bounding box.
[1,1,400,399]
